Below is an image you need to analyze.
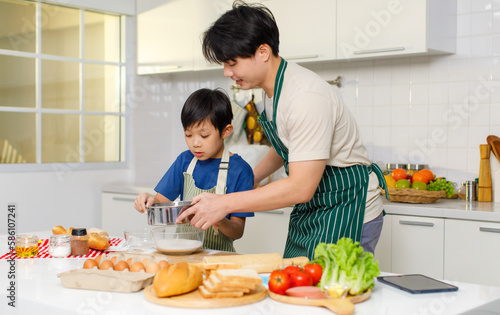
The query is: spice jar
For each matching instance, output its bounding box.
[15,234,39,258]
[71,228,89,256]
[49,234,71,258]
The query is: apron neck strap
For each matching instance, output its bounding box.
[272,58,288,122]
[186,146,230,195]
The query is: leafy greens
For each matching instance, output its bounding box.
[312,237,380,295]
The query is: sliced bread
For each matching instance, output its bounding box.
[198,285,244,298]
[204,276,251,293]
[212,268,262,285]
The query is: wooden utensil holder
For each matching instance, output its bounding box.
[478,144,492,202]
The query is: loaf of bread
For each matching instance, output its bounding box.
[52,225,110,251]
[153,261,203,297]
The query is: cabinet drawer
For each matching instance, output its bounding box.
[444,219,500,286]
[234,208,292,254]
[101,193,150,236]
[391,215,444,279]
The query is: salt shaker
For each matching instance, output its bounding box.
[71,228,89,256]
[49,234,71,258]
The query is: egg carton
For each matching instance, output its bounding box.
[58,253,166,293]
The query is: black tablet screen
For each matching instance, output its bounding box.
[377,274,459,294]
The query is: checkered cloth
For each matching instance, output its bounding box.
[0,238,123,259]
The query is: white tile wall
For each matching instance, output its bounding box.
[132,4,500,189]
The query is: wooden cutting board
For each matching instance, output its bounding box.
[143,284,267,308]
[151,249,238,265]
[268,289,371,315]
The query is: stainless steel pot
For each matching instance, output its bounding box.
[147,200,193,225]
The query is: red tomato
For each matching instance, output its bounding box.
[289,270,313,287]
[283,265,302,274]
[268,270,292,295]
[303,263,323,286]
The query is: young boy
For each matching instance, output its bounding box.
[134,88,254,252]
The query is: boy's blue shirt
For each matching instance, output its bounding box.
[154,150,255,217]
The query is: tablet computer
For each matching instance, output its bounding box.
[377,274,459,294]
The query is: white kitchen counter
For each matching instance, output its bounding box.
[1,232,500,315]
[383,199,500,222]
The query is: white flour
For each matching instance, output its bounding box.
[155,239,202,252]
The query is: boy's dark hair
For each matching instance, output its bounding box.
[202,1,279,64]
[181,88,233,135]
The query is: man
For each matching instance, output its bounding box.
[177,2,387,258]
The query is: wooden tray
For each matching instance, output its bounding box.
[143,284,267,308]
[268,289,371,315]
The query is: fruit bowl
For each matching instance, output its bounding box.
[151,225,204,255]
[381,188,446,204]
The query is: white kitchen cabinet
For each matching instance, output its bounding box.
[391,215,444,279]
[336,0,456,60]
[374,214,391,272]
[101,192,151,236]
[265,0,336,63]
[234,207,292,255]
[444,219,500,287]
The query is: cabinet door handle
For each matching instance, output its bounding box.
[399,220,434,227]
[353,47,405,55]
[261,210,285,215]
[479,227,500,233]
[112,197,136,202]
[283,54,319,60]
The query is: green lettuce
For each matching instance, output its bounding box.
[312,237,380,295]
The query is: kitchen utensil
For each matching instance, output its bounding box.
[147,200,193,225]
[143,283,267,308]
[487,135,500,162]
[202,253,309,273]
[487,135,500,202]
[124,228,154,250]
[268,289,371,315]
[386,163,408,172]
[478,144,492,202]
[151,225,204,255]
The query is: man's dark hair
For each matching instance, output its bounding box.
[202,1,280,64]
[181,88,233,135]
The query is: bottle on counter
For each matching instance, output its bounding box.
[49,234,71,258]
[71,228,89,256]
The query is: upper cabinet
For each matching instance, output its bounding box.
[137,0,456,75]
[265,0,336,63]
[336,0,456,60]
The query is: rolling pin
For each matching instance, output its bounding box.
[202,253,309,273]
[487,135,500,202]
[478,144,492,202]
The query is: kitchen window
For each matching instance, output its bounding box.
[0,0,126,169]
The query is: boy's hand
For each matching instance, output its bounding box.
[134,193,154,213]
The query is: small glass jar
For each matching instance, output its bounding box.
[71,228,89,256]
[49,234,71,258]
[15,234,39,258]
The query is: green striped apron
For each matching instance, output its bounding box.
[183,147,236,252]
[258,59,386,259]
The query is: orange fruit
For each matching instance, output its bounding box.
[412,172,430,184]
[419,169,434,181]
[391,168,407,181]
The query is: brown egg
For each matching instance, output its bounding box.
[145,262,160,274]
[114,260,129,271]
[83,259,98,269]
[129,261,145,272]
[126,257,133,266]
[141,258,149,266]
[158,260,169,269]
[110,256,117,264]
[94,255,103,266]
[99,260,114,270]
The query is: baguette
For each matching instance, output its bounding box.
[153,261,203,297]
[198,285,244,298]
